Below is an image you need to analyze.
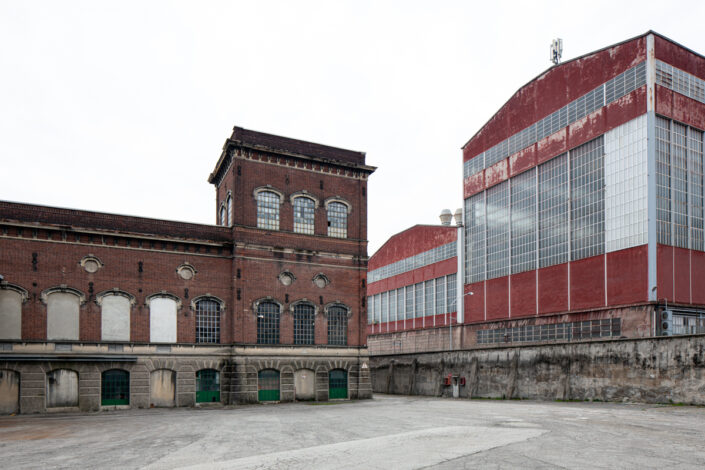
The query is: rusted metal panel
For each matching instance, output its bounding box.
[567,109,605,150]
[485,277,509,320]
[536,128,567,165]
[509,145,537,177]
[606,245,648,306]
[655,84,674,116]
[510,270,536,318]
[368,226,456,271]
[692,251,705,305]
[657,245,674,302]
[537,264,569,315]
[463,171,485,199]
[464,282,485,323]
[654,35,705,80]
[673,247,691,304]
[570,256,606,310]
[484,159,509,189]
[672,93,705,130]
[604,86,648,131]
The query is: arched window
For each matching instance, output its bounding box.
[258,369,280,402]
[256,190,281,230]
[257,301,280,344]
[146,293,180,343]
[327,201,348,238]
[196,369,220,403]
[293,197,315,234]
[195,297,221,344]
[329,369,348,399]
[293,302,315,345]
[226,195,233,226]
[97,290,134,342]
[0,283,27,340]
[219,204,227,226]
[42,286,85,341]
[101,369,129,406]
[327,304,348,345]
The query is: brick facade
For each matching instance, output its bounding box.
[0,126,375,413]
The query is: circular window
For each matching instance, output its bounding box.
[313,273,329,288]
[278,271,295,286]
[80,255,103,274]
[177,263,197,281]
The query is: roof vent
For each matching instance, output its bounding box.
[439,209,452,226]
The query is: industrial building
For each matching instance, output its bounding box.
[0,126,375,414]
[368,31,705,355]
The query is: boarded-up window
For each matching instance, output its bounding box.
[0,289,23,340]
[101,295,131,342]
[149,297,177,343]
[47,292,80,341]
[0,370,20,414]
[46,369,78,408]
[150,369,175,407]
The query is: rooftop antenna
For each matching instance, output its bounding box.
[550,38,563,65]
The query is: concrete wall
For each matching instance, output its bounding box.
[370,335,705,405]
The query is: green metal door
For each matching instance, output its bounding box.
[101,369,129,406]
[196,369,220,403]
[329,369,347,399]
[258,369,280,402]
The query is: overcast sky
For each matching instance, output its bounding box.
[2,1,705,254]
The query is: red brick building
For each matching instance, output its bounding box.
[0,126,375,413]
[368,32,705,355]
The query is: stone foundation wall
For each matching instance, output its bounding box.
[370,335,705,405]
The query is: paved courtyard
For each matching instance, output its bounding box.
[1,395,704,469]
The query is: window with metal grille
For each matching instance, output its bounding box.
[329,369,347,399]
[256,191,280,230]
[465,193,485,283]
[293,303,315,345]
[327,202,348,238]
[293,197,315,234]
[381,291,388,323]
[196,369,220,403]
[405,285,414,320]
[690,128,704,251]
[414,283,424,318]
[195,299,220,344]
[435,277,445,315]
[424,280,434,317]
[672,123,689,248]
[397,288,405,321]
[366,296,373,324]
[570,136,605,261]
[389,289,397,323]
[486,181,510,279]
[101,369,129,406]
[257,301,280,344]
[446,273,457,312]
[327,305,348,345]
[258,369,280,401]
[656,116,672,245]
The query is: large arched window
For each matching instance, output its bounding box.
[293,196,315,234]
[226,194,233,226]
[146,293,180,343]
[0,283,27,340]
[97,290,134,342]
[327,201,349,238]
[42,286,85,341]
[256,301,280,344]
[101,369,129,406]
[194,297,222,344]
[327,304,349,345]
[293,302,315,345]
[256,190,281,230]
[219,204,227,226]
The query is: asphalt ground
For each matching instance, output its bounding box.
[1,394,704,469]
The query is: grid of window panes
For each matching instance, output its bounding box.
[690,128,705,251]
[570,137,605,260]
[538,154,569,267]
[366,296,373,324]
[672,123,689,248]
[381,292,388,323]
[366,274,459,323]
[195,299,221,344]
[486,181,510,279]
[656,60,705,105]
[405,286,414,320]
[256,191,280,230]
[511,168,536,273]
[414,283,423,318]
[375,294,381,323]
[435,278,446,316]
[327,202,348,238]
[368,242,457,283]
[465,193,486,283]
[656,117,705,250]
[672,313,705,335]
[256,301,280,344]
[656,117,672,245]
[447,273,457,312]
[424,281,434,318]
[477,318,621,344]
[293,197,315,234]
[293,303,315,345]
[327,306,348,345]
[389,289,397,323]
[463,62,646,179]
